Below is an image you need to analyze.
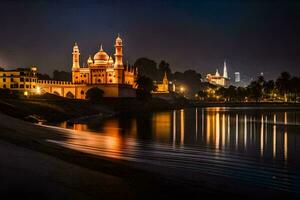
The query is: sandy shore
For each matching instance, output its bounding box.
[0,112,298,199]
[0,140,133,200]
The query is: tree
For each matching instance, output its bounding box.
[37,73,51,80]
[263,80,275,100]
[247,81,263,102]
[173,70,202,98]
[134,58,158,80]
[236,87,247,102]
[216,87,228,101]
[197,90,208,101]
[276,72,291,102]
[53,70,72,81]
[158,60,171,77]
[136,76,156,100]
[86,87,104,102]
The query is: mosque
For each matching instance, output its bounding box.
[0,35,138,99]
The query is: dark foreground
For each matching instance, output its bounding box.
[0,112,298,199]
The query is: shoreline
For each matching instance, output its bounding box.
[0,112,298,199]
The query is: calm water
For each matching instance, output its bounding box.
[45,107,300,193]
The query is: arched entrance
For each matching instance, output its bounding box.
[53,91,60,96]
[66,91,75,99]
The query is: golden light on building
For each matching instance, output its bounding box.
[36,86,41,94]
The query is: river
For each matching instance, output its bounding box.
[46,107,300,194]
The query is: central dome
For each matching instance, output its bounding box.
[94,45,109,61]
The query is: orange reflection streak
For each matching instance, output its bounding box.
[249,117,252,145]
[201,109,204,140]
[207,114,210,144]
[216,112,220,149]
[284,131,288,161]
[236,114,239,149]
[284,112,288,161]
[66,122,123,159]
[180,109,184,145]
[222,114,225,148]
[265,116,268,149]
[173,110,176,144]
[212,113,216,143]
[244,115,247,149]
[227,115,230,145]
[195,108,198,141]
[153,112,171,141]
[260,115,264,157]
[273,114,276,159]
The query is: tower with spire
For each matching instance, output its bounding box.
[114,34,124,84]
[223,60,228,78]
[72,42,80,69]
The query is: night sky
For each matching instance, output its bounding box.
[0,0,299,81]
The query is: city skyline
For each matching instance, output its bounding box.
[0,0,299,80]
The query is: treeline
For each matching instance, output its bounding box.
[198,72,300,102]
[134,58,202,98]
[37,70,71,81]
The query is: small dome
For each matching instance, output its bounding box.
[94,45,109,61]
[108,56,114,64]
[87,55,93,65]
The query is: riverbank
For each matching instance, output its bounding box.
[0,112,297,199]
[0,94,187,123]
[193,101,300,108]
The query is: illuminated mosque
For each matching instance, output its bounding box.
[72,35,136,85]
[37,35,138,98]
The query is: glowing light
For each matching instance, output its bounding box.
[24,91,28,96]
[36,86,41,94]
[180,86,185,92]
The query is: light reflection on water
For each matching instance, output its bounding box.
[46,107,300,193]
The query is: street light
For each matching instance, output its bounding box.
[24,91,28,97]
[180,86,185,93]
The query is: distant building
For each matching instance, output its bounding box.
[153,72,174,93]
[234,72,240,83]
[0,67,38,94]
[206,61,230,87]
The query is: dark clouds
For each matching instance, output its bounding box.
[0,0,299,81]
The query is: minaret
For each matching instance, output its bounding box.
[162,71,169,92]
[87,55,93,66]
[72,42,80,69]
[223,60,228,78]
[163,71,168,84]
[114,34,124,84]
